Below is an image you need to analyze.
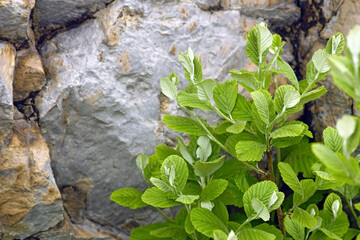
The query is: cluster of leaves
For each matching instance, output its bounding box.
[110,23,360,240]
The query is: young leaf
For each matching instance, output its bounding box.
[231,94,253,121]
[236,140,266,161]
[196,78,216,101]
[336,115,360,155]
[273,85,300,114]
[278,162,303,195]
[136,154,149,172]
[150,177,174,193]
[323,193,343,219]
[200,179,228,202]
[292,207,317,229]
[110,188,147,209]
[323,127,343,152]
[251,89,275,125]
[299,86,327,105]
[161,155,188,192]
[176,137,195,165]
[284,216,305,240]
[346,25,360,68]
[312,49,330,73]
[193,155,225,177]
[245,22,273,66]
[178,50,194,83]
[213,79,238,116]
[226,121,246,134]
[230,70,261,92]
[326,32,345,56]
[178,92,213,110]
[237,228,276,240]
[243,181,282,218]
[283,88,301,109]
[176,194,200,204]
[142,187,181,208]
[160,76,178,100]
[196,136,212,162]
[213,230,228,240]
[163,115,206,136]
[190,208,228,237]
[251,198,270,221]
[270,122,305,139]
[277,57,299,90]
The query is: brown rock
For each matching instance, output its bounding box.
[0,120,63,239]
[13,48,46,101]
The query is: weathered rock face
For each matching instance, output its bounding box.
[0,0,34,48]
[0,120,63,239]
[14,48,46,102]
[32,0,113,39]
[0,42,15,146]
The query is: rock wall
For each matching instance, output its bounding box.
[0,0,357,239]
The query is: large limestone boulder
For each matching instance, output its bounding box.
[0,120,63,239]
[0,0,34,48]
[0,42,15,146]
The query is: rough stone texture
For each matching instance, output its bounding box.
[0,42,15,146]
[0,120,63,239]
[294,0,360,140]
[14,48,46,102]
[0,0,34,48]
[195,0,221,10]
[32,0,113,40]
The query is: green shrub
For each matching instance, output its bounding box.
[111,23,360,240]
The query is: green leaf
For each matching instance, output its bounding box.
[323,127,343,152]
[231,94,253,121]
[131,222,172,240]
[326,33,345,56]
[110,188,147,209]
[176,194,200,204]
[150,177,174,193]
[292,207,317,229]
[193,55,203,83]
[318,228,342,240]
[293,179,316,206]
[312,49,330,73]
[306,60,327,84]
[245,22,273,66]
[283,88,301,109]
[190,207,228,237]
[155,145,181,162]
[194,155,225,177]
[136,154,149,172]
[336,115,360,155]
[160,155,188,192]
[271,122,305,139]
[163,115,206,136]
[144,156,161,180]
[284,216,305,240]
[196,136,212,162]
[277,57,299,90]
[213,230,228,240]
[237,228,276,240]
[142,187,181,208]
[251,198,270,221]
[178,92,213,110]
[342,228,359,240]
[278,162,302,195]
[299,86,327,105]
[214,79,238,116]
[254,224,283,240]
[236,140,266,161]
[274,85,301,115]
[178,50,194,83]
[323,193,342,219]
[355,202,360,212]
[160,76,178,100]
[196,79,216,101]
[243,181,281,218]
[230,70,261,92]
[213,201,229,224]
[176,137,195,165]
[251,90,275,125]
[201,179,228,202]
[150,224,187,239]
[226,121,246,134]
[185,213,195,234]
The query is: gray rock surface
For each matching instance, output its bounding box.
[0,0,34,47]
[0,42,14,146]
[32,0,113,38]
[35,0,252,230]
